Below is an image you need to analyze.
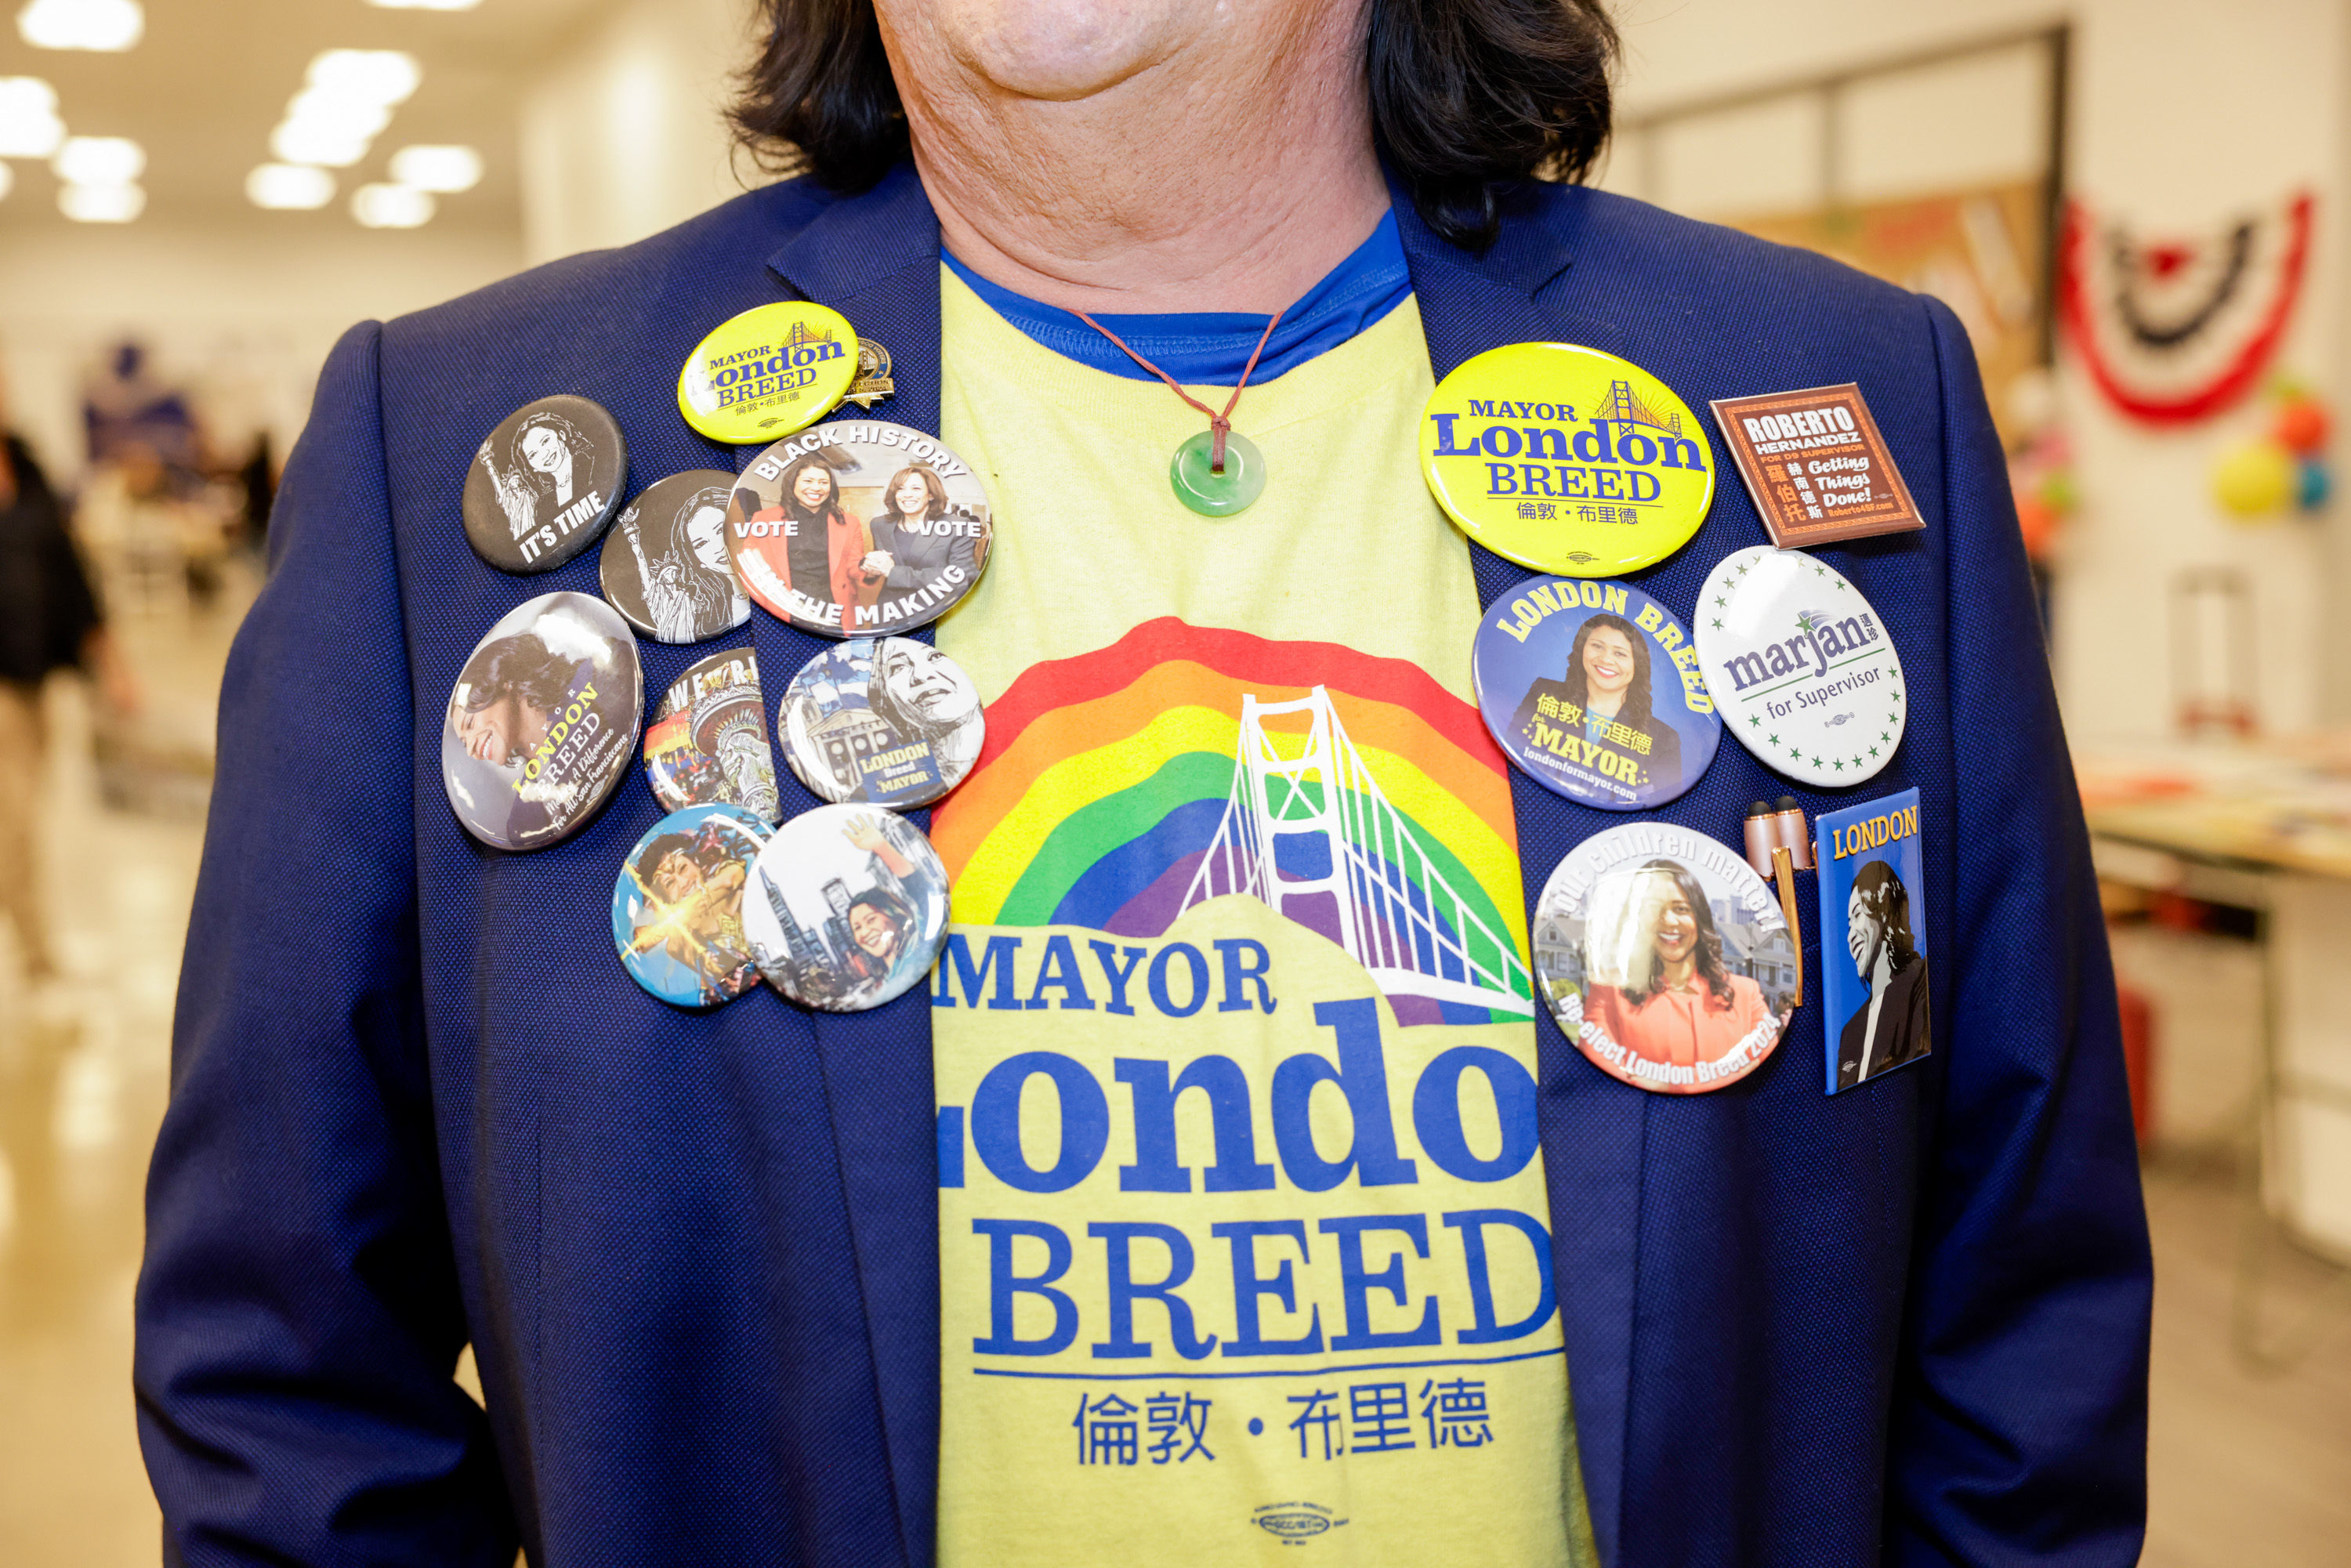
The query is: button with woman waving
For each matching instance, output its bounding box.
[1534,823,1799,1093]
[727,419,994,639]
[1473,577,1721,809]
[780,639,984,809]
[744,804,951,1012]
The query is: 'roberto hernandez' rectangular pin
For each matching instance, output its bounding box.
[1711,383,1925,548]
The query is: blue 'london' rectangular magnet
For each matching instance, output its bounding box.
[1816,788,1931,1093]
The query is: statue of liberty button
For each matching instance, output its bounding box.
[1692,545,1907,788]
[1422,342,1715,577]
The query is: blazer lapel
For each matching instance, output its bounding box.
[766,162,947,1567]
[1393,179,1645,1568]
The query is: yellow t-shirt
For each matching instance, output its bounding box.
[931,267,1597,1566]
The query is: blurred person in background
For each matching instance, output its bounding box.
[0,365,138,986]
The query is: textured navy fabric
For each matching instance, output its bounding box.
[137,160,2149,1567]
[941,210,1411,382]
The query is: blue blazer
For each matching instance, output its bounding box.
[137,162,2150,1567]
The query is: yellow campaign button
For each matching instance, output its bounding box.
[1422,342,1715,577]
[677,302,860,444]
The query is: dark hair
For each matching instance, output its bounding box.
[1625,859,1734,1009]
[1850,860,1919,972]
[457,632,576,716]
[1559,612,1653,728]
[778,451,843,521]
[730,0,1617,252]
[846,886,913,961]
[639,832,701,881]
[879,463,947,522]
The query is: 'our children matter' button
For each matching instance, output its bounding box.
[1422,342,1715,576]
[1532,822,1799,1094]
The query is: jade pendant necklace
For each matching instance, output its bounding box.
[1074,306,1288,517]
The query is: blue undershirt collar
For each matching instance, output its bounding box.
[942,211,1412,385]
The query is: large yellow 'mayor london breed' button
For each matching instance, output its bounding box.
[678,301,860,444]
[1422,342,1715,576]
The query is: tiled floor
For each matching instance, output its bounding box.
[0,575,2346,1564]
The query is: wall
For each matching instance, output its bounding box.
[0,222,523,487]
[517,0,762,265]
[1606,0,2348,741]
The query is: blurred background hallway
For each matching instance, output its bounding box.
[6,0,2351,1562]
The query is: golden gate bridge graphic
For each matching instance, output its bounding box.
[1177,687,1534,1017]
[1597,378,1684,436]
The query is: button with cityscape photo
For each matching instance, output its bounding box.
[461,393,628,573]
[779,638,984,810]
[599,469,750,643]
[1691,545,1907,788]
[744,804,951,1012]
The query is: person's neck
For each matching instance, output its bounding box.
[1587,690,1625,719]
[892,14,1388,315]
[1661,955,1697,992]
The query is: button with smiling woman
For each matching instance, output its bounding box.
[461,393,629,573]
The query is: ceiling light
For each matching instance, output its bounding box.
[17,0,143,52]
[306,49,420,107]
[0,76,64,157]
[59,180,142,222]
[352,182,432,229]
[368,0,479,9]
[270,121,368,168]
[388,143,480,194]
[283,89,391,142]
[53,133,141,184]
[247,163,334,210]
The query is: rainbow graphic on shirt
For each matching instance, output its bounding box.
[932,617,1534,1026]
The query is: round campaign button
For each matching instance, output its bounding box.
[644,646,781,823]
[611,803,771,1009]
[744,804,951,1012]
[1472,576,1721,810]
[779,638,985,809]
[1532,822,1799,1094]
[677,301,860,444]
[1693,545,1907,788]
[598,469,750,643]
[727,418,994,639]
[462,394,628,573]
[1422,343,1714,577]
[443,592,643,850]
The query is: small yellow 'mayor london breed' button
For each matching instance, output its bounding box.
[1422,342,1715,577]
[678,302,860,444]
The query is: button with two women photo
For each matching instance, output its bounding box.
[726,419,993,638]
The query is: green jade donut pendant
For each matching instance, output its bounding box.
[1171,428,1266,517]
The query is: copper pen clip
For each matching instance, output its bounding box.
[1744,796,1813,1010]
